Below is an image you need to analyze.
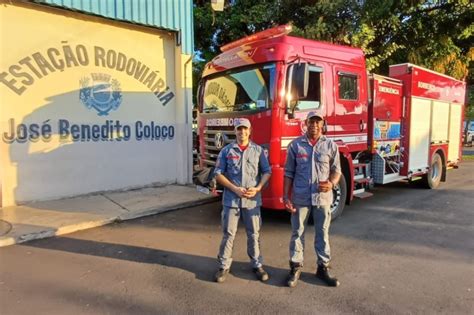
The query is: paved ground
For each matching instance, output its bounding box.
[1,162,473,314]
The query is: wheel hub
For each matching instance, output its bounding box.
[330,185,341,215]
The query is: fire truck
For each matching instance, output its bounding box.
[196,25,466,219]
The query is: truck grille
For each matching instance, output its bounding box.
[202,127,235,167]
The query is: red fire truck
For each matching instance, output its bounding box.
[196,25,466,219]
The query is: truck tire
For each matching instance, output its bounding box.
[423,152,442,189]
[330,173,347,220]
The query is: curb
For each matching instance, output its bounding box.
[0,218,117,247]
[117,197,220,221]
[0,196,219,248]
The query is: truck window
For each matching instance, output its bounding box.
[291,65,323,111]
[338,72,358,100]
[202,63,276,113]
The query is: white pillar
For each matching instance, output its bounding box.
[174,47,193,184]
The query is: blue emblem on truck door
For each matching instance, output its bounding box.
[79,73,122,116]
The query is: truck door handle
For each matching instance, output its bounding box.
[359,119,365,132]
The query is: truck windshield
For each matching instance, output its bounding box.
[202,63,276,113]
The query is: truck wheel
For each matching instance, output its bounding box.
[423,152,442,189]
[330,173,347,220]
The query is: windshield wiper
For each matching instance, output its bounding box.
[234,102,257,111]
[204,105,219,113]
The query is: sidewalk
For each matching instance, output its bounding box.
[0,185,218,247]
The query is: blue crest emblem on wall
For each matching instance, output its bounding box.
[79,73,122,116]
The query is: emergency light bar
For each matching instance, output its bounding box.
[220,24,292,52]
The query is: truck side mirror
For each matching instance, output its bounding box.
[291,63,309,99]
[288,63,309,118]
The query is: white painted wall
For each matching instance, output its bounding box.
[0,3,192,206]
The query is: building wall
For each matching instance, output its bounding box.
[0,1,193,206]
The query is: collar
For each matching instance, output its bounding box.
[303,135,326,143]
[231,141,254,150]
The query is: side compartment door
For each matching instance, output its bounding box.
[448,103,462,162]
[408,97,431,171]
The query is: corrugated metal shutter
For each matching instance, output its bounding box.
[32,0,193,55]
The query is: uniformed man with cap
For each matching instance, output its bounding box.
[213,118,272,283]
[283,110,342,288]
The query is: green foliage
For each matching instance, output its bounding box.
[193,0,473,108]
[384,1,473,80]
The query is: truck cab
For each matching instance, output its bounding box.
[197,25,367,213]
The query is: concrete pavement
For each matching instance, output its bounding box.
[2,150,472,248]
[1,163,472,314]
[0,185,217,247]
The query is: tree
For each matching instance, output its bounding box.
[193,0,473,109]
[354,0,473,114]
[193,0,283,103]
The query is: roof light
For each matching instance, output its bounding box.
[220,24,292,52]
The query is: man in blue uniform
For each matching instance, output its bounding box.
[283,111,342,288]
[213,118,272,283]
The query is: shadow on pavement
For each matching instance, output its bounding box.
[22,236,297,287]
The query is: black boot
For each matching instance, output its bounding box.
[253,267,269,282]
[214,268,229,283]
[287,262,302,288]
[316,265,340,287]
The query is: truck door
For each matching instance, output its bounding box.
[333,66,368,149]
[282,63,328,156]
